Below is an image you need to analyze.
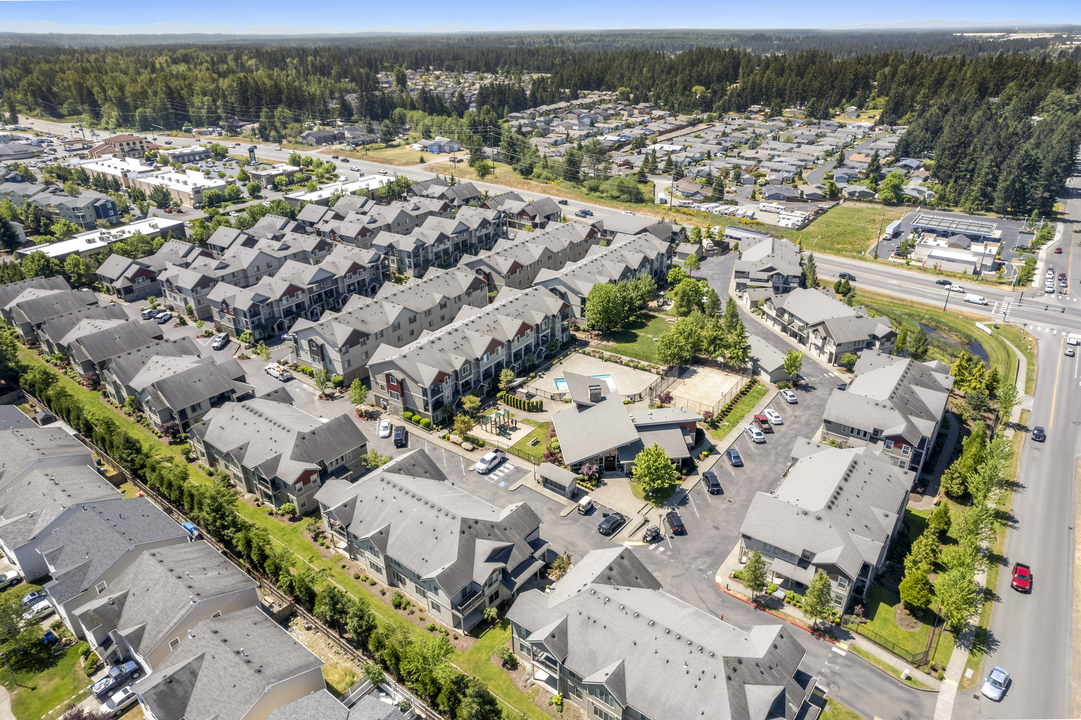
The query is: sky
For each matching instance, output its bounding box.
[0,0,1077,34]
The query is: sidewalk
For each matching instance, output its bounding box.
[909,410,959,511]
[932,334,1028,720]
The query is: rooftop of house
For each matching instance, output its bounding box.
[740,443,911,581]
[734,235,802,279]
[316,449,545,597]
[268,689,410,720]
[0,465,119,550]
[135,605,323,720]
[507,547,811,720]
[73,542,256,660]
[42,497,191,603]
[0,427,91,486]
[103,338,203,387]
[190,399,367,484]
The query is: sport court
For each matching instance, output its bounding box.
[668,366,741,413]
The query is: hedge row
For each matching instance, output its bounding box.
[401,411,432,428]
[498,391,542,412]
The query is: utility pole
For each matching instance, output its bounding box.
[942,288,953,312]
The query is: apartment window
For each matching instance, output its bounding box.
[430,601,441,614]
[95,581,108,594]
[169,637,181,650]
[415,585,427,599]
[899,461,908,470]
[902,444,911,455]
[884,440,895,450]
[212,610,223,618]
[487,591,498,605]
[390,390,400,401]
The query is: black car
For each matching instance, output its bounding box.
[393,425,408,448]
[935,278,953,285]
[665,511,686,535]
[557,199,569,205]
[575,210,589,218]
[839,272,856,281]
[838,383,848,391]
[1032,426,1046,442]
[642,525,661,543]
[598,512,626,536]
[704,472,722,495]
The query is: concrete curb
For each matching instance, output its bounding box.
[718,585,837,645]
[845,644,942,694]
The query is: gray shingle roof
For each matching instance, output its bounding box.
[0,427,91,485]
[42,497,190,603]
[0,276,71,311]
[6,288,98,326]
[506,548,810,720]
[195,399,367,485]
[69,321,161,366]
[135,605,322,720]
[73,542,256,661]
[315,449,542,598]
[0,465,118,549]
[740,446,910,580]
[103,338,202,387]
[268,689,409,720]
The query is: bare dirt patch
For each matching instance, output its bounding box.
[894,605,925,632]
[491,655,586,719]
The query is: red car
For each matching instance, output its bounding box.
[1011,563,1032,592]
[1054,248,1063,254]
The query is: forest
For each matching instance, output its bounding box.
[1,40,1080,215]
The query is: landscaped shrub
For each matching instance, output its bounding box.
[353,573,360,579]
[497,391,542,412]
[419,418,431,428]
[777,380,792,389]
[403,411,414,422]
[392,591,406,609]
[331,375,344,388]
[369,579,377,586]
[767,582,778,594]
[495,645,519,669]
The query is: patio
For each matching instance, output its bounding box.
[526,353,660,402]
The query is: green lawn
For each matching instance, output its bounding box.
[775,204,907,260]
[848,646,933,690]
[931,628,957,671]
[707,383,768,442]
[1,640,93,720]
[814,690,866,720]
[600,314,674,363]
[510,420,549,464]
[630,478,678,506]
[852,288,1019,383]
[995,324,1037,395]
[456,621,550,720]
[855,586,934,659]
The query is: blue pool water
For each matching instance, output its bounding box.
[554,374,616,392]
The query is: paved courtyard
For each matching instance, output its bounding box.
[526,352,660,401]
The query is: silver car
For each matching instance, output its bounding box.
[744,425,766,443]
[981,666,1010,701]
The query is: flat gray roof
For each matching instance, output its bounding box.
[911,213,996,238]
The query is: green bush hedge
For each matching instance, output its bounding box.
[403,411,414,422]
[332,375,344,388]
[419,418,431,428]
[498,391,542,412]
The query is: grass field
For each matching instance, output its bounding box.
[707,383,768,442]
[510,419,549,463]
[1,638,92,720]
[814,690,866,720]
[855,586,935,659]
[775,204,908,259]
[329,144,427,167]
[599,313,673,363]
[455,620,550,720]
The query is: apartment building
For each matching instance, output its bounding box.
[740,441,910,611]
[316,449,547,632]
[821,351,952,476]
[290,267,488,383]
[368,286,571,420]
[461,221,599,292]
[733,234,803,294]
[761,289,896,365]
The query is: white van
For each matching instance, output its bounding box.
[964,295,988,306]
[1067,333,1080,346]
[577,495,594,515]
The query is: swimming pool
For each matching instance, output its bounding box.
[554,374,616,392]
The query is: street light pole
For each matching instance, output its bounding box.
[1,652,16,688]
[942,288,953,312]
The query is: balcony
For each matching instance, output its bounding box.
[457,588,485,615]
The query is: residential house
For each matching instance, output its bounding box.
[740,442,910,610]
[191,393,369,513]
[762,185,799,202]
[316,449,547,632]
[64,320,164,377]
[821,351,952,476]
[0,183,118,230]
[128,355,252,431]
[73,543,258,670]
[422,136,463,153]
[368,286,571,420]
[507,547,815,720]
[534,234,672,321]
[300,128,344,145]
[748,335,790,384]
[40,497,191,636]
[101,338,203,406]
[133,606,324,720]
[269,690,409,720]
[590,214,684,244]
[38,304,130,357]
[674,242,704,264]
[2,288,100,342]
[290,268,488,383]
[761,289,896,365]
[461,222,599,292]
[0,463,120,581]
[550,376,702,473]
[733,234,802,294]
[482,192,561,230]
[407,178,482,207]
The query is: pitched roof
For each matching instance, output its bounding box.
[0,465,118,549]
[740,446,910,579]
[506,548,810,720]
[0,427,91,486]
[135,606,322,720]
[193,400,367,484]
[41,498,190,603]
[72,542,256,660]
[315,449,543,597]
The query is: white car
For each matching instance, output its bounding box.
[745,425,766,443]
[264,363,292,381]
[100,686,139,718]
[475,449,507,474]
[350,166,360,171]
[964,295,988,305]
[1045,283,1055,294]
[378,419,392,438]
[377,169,389,175]
[780,389,798,404]
[947,285,965,293]
[22,599,54,622]
[763,408,783,425]
[0,570,21,590]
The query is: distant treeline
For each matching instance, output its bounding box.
[1,41,1079,215]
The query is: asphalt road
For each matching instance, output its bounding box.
[949,154,1081,720]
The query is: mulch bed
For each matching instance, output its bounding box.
[491,656,585,719]
[894,605,926,632]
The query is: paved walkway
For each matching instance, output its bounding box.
[932,335,1028,720]
[0,686,14,720]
